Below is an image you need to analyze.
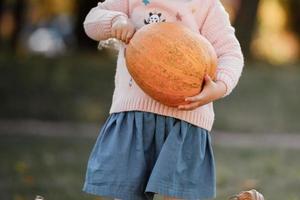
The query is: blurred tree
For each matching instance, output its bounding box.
[0,1,3,48]
[234,0,260,59]
[252,0,299,64]
[284,0,300,34]
[12,0,25,50]
[75,0,101,50]
[283,0,300,57]
[0,1,2,14]
[0,0,25,52]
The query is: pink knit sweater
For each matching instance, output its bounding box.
[83,0,244,131]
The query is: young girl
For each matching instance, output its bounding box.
[82,0,244,199]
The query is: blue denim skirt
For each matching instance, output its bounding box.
[83,111,216,200]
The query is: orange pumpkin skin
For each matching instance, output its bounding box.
[125,22,217,107]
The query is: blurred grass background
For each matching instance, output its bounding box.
[1,52,300,133]
[1,133,300,200]
[1,0,300,199]
[1,52,300,200]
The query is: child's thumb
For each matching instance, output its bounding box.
[204,74,212,83]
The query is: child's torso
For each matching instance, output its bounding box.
[109,0,217,131]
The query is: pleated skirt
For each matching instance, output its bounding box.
[83,111,216,200]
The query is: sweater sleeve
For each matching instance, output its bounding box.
[200,0,244,97]
[83,0,129,41]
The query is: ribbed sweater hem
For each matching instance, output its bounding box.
[109,97,214,131]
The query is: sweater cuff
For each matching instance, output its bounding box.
[83,12,128,41]
[215,70,236,97]
[101,12,128,38]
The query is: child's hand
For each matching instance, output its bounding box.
[178,75,227,111]
[111,15,136,44]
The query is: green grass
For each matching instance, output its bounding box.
[214,146,300,200]
[0,134,95,200]
[214,62,300,133]
[0,51,117,122]
[1,134,300,200]
[1,52,300,132]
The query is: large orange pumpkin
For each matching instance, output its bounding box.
[125,22,217,107]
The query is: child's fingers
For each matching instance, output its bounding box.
[204,74,213,83]
[185,91,208,102]
[111,28,117,38]
[185,95,202,102]
[111,28,121,40]
[125,29,135,43]
[121,29,128,42]
[185,76,214,102]
[116,28,123,40]
[125,35,130,44]
[178,101,203,111]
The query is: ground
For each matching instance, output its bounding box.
[1,120,300,200]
